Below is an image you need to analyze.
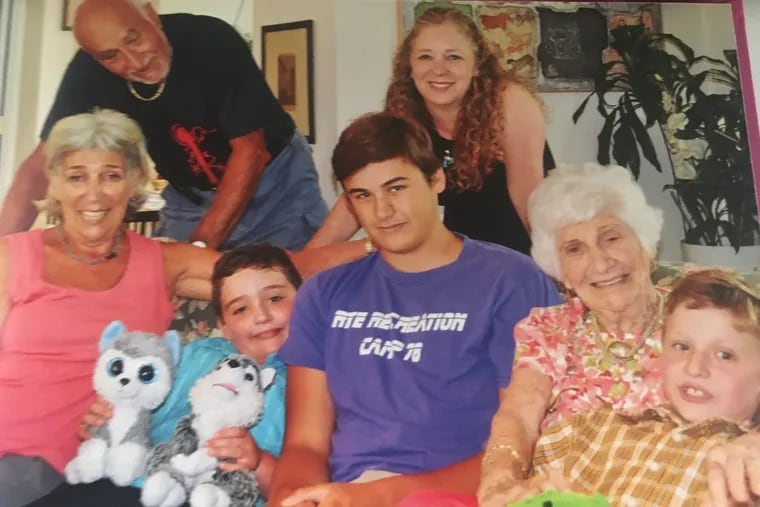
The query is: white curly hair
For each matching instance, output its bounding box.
[529,163,664,280]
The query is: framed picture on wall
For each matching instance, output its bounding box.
[261,20,315,143]
[61,0,83,30]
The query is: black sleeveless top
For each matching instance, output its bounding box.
[431,130,556,255]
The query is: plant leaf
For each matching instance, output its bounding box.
[573,92,594,124]
[597,113,617,165]
[624,96,662,172]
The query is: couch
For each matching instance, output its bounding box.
[168,261,760,344]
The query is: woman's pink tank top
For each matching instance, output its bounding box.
[0,229,174,472]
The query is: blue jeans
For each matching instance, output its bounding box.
[156,131,328,251]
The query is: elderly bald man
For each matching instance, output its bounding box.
[0,0,327,251]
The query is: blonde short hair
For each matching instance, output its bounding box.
[44,108,151,220]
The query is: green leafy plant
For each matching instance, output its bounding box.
[574,24,759,250]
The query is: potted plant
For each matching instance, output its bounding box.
[574,24,760,266]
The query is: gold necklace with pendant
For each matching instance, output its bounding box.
[587,290,664,364]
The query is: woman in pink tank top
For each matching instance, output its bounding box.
[0,109,224,507]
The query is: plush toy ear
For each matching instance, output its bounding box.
[99,320,126,352]
[163,330,181,366]
[259,368,277,391]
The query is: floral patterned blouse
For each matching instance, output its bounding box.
[514,286,670,430]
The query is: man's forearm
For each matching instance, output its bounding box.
[0,145,48,235]
[191,148,267,249]
[375,453,482,505]
[269,448,330,506]
[191,130,272,248]
[289,240,367,280]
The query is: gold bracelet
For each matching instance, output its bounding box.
[482,443,530,478]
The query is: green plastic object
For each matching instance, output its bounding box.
[507,490,611,507]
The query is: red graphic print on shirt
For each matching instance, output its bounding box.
[171,124,225,185]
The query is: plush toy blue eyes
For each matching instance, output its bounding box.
[139,364,157,384]
[244,373,254,381]
[108,358,124,376]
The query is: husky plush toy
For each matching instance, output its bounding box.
[65,321,181,486]
[141,354,276,507]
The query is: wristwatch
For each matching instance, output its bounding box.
[191,240,207,248]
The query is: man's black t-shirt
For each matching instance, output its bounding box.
[41,14,295,191]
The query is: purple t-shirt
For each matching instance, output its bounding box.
[279,237,561,482]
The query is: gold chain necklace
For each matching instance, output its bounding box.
[126,79,166,101]
[587,290,664,363]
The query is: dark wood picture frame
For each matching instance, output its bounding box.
[61,0,81,31]
[261,20,315,144]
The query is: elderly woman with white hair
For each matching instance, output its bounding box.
[397,163,665,507]
[476,163,760,507]
[0,109,366,507]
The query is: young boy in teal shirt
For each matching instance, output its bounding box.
[30,244,301,507]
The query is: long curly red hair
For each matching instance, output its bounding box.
[385,7,516,191]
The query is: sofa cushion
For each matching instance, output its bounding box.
[169,298,221,344]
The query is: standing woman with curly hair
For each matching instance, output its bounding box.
[306,7,554,253]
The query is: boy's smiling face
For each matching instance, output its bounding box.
[218,267,297,364]
[662,304,760,423]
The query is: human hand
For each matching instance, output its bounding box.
[205,427,261,472]
[280,481,382,507]
[78,395,112,441]
[702,433,760,507]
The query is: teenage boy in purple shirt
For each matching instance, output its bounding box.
[268,113,561,507]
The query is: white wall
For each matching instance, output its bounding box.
[0,1,44,196]
[34,1,79,138]
[662,3,735,60]
[334,0,396,134]
[160,0,252,37]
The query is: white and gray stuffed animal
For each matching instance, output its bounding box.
[65,321,181,487]
[141,354,276,507]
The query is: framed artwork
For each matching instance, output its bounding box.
[261,20,316,144]
[397,1,660,92]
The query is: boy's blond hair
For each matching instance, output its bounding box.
[664,268,760,336]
